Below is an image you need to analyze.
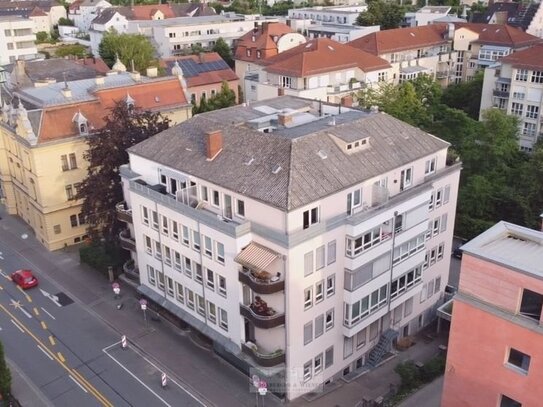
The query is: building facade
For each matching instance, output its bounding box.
[442,221,543,407]
[0,16,38,65]
[0,0,66,33]
[287,5,367,26]
[0,70,192,250]
[119,95,460,401]
[480,44,543,151]
[68,0,112,32]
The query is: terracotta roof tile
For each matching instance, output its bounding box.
[500,44,543,70]
[262,38,390,77]
[454,23,542,47]
[29,6,47,17]
[235,22,301,63]
[348,24,449,55]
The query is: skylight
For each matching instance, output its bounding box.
[317,150,328,159]
[272,165,282,174]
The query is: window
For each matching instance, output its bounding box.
[280,76,293,88]
[154,241,162,260]
[325,346,334,368]
[314,353,323,375]
[218,275,226,297]
[443,185,450,204]
[176,282,184,303]
[404,297,413,317]
[70,215,78,227]
[302,207,319,229]
[303,321,313,345]
[219,308,228,330]
[194,262,202,283]
[69,153,77,169]
[304,287,313,310]
[236,199,245,217]
[303,360,312,382]
[356,328,366,349]
[523,122,537,138]
[437,243,444,260]
[304,251,313,277]
[400,168,412,191]
[326,275,335,297]
[519,289,543,321]
[171,221,179,241]
[184,257,192,277]
[164,246,171,265]
[531,70,543,83]
[156,271,165,291]
[212,190,220,206]
[327,240,336,265]
[196,295,205,316]
[511,102,523,116]
[435,188,442,207]
[161,216,169,235]
[206,268,215,290]
[192,230,201,251]
[316,245,325,270]
[440,214,448,232]
[216,242,225,264]
[202,236,212,257]
[174,251,182,271]
[65,185,75,200]
[207,302,217,324]
[142,207,149,226]
[325,308,334,330]
[435,276,441,293]
[315,281,324,303]
[428,280,434,299]
[315,315,324,338]
[433,218,440,236]
[182,226,190,246]
[425,158,436,175]
[343,336,354,359]
[347,189,362,215]
[61,154,77,171]
[378,71,387,82]
[526,105,539,119]
[428,193,434,211]
[166,277,174,297]
[500,395,522,407]
[145,236,152,254]
[515,69,528,81]
[147,265,156,285]
[201,186,208,202]
[430,248,437,265]
[186,289,195,310]
[507,348,531,373]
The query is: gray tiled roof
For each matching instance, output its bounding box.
[128,96,449,211]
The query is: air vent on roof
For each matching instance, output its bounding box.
[317,150,327,159]
[245,157,255,166]
[410,33,415,37]
[327,45,335,51]
[305,43,312,48]
[155,96,160,103]
[272,165,282,174]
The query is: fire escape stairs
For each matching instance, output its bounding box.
[367,329,399,368]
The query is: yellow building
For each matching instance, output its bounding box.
[0,70,192,250]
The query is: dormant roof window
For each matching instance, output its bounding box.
[125,93,136,110]
[72,111,89,135]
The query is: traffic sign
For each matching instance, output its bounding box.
[258,388,267,396]
[252,374,260,388]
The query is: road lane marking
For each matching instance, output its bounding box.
[39,289,62,307]
[0,304,113,407]
[0,285,3,290]
[10,319,24,333]
[57,352,65,363]
[33,307,39,316]
[40,321,47,330]
[10,300,32,319]
[40,307,56,320]
[49,336,56,346]
[16,286,32,302]
[37,345,53,361]
[69,375,88,393]
[0,271,11,281]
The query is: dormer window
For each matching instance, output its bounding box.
[246,49,252,57]
[73,111,89,135]
[251,35,256,42]
[256,50,261,59]
[79,123,88,134]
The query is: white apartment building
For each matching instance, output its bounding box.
[68,0,112,32]
[119,96,461,401]
[480,44,543,152]
[305,23,379,43]
[288,5,367,25]
[0,16,38,65]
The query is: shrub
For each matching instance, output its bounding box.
[79,242,127,276]
[395,361,421,392]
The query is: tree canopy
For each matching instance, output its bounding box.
[192,81,237,115]
[356,0,405,30]
[77,102,170,243]
[212,37,234,67]
[0,340,11,402]
[441,71,484,119]
[99,31,156,73]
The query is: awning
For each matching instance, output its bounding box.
[234,242,279,272]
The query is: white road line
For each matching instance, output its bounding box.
[69,375,88,393]
[37,345,53,361]
[0,271,9,279]
[102,343,206,406]
[19,306,32,319]
[40,307,56,320]
[103,348,172,407]
[10,319,24,333]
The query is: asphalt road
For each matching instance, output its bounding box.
[0,242,205,407]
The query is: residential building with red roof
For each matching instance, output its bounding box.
[348,24,458,87]
[161,52,239,105]
[244,37,391,104]
[480,43,543,151]
[0,69,192,250]
[68,0,111,32]
[234,22,306,96]
[0,0,66,32]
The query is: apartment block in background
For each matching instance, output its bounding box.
[442,221,543,407]
[480,44,543,152]
[0,69,192,250]
[0,16,38,65]
[0,0,66,33]
[119,95,460,401]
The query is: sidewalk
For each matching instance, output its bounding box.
[7,358,54,407]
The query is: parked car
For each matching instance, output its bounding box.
[452,247,463,259]
[11,269,38,289]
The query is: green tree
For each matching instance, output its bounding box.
[441,71,484,119]
[55,44,88,58]
[212,37,234,67]
[356,0,405,30]
[77,102,170,242]
[193,81,237,114]
[99,30,156,73]
[36,31,49,43]
[0,341,11,401]
[58,17,74,26]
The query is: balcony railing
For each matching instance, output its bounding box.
[240,304,285,329]
[436,71,449,79]
[238,268,284,295]
[122,259,139,281]
[116,201,133,224]
[241,343,285,367]
[119,229,136,252]
[327,80,365,95]
[493,89,509,98]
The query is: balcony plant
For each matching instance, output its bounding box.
[250,296,276,316]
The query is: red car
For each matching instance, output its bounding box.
[11,269,38,289]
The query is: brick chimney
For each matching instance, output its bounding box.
[341,95,353,107]
[277,113,292,126]
[206,130,223,160]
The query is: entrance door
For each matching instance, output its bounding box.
[242,284,252,306]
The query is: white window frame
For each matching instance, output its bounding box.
[425,158,436,175]
[218,275,227,297]
[166,276,174,297]
[219,308,228,331]
[206,268,215,290]
[171,220,179,241]
[182,226,190,246]
[192,230,200,251]
[176,282,184,303]
[147,265,156,286]
[315,280,324,303]
[142,206,149,226]
[161,215,169,235]
[325,308,334,330]
[216,242,225,264]
[304,287,313,310]
[186,289,195,310]
[204,236,213,258]
[207,301,217,324]
[326,274,335,297]
[314,353,323,375]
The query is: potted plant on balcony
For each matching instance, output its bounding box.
[250,296,275,316]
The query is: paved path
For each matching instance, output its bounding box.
[398,377,444,407]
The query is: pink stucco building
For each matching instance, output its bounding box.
[442,221,543,407]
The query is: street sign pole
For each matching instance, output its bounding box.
[139,299,148,328]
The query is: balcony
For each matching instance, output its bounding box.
[327,80,365,95]
[242,343,285,367]
[122,259,139,281]
[119,229,136,252]
[240,302,285,329]
[436,71,449,79]
[116,201,133,224]
[239,267,284,294]
[493,89,510,98]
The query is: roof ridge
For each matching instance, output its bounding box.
[286,136,295,211]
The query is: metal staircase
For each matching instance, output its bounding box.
[367,329,398,367]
